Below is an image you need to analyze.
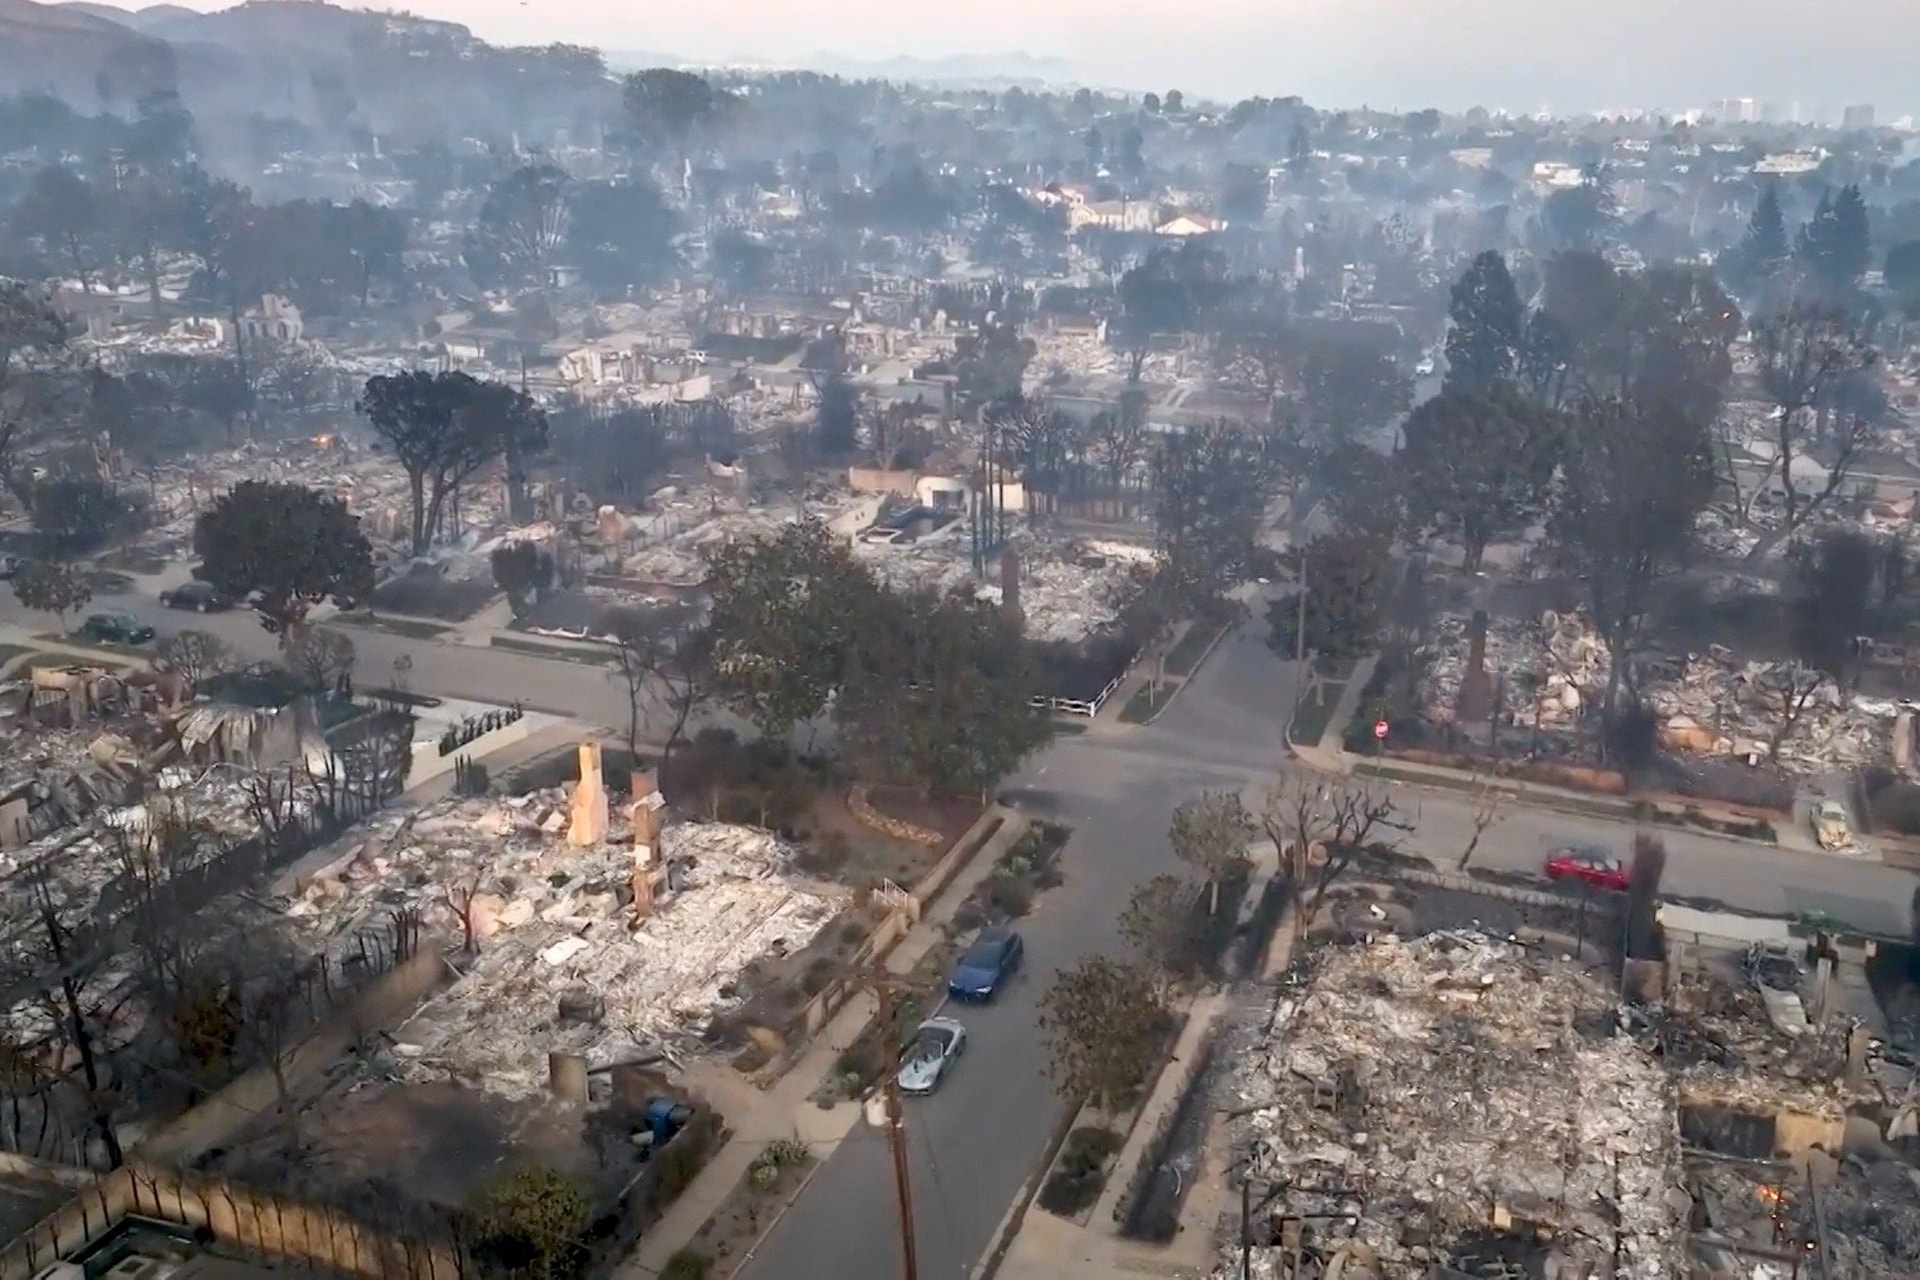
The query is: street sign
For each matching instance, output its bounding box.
[1373,719,1390,740]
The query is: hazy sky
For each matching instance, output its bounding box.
[147,0,1920,118]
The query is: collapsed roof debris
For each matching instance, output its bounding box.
[282,790,847,1096]
[1219,933,1685,1279]
[1423,609,1897,774]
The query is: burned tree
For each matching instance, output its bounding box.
[1750,303,1878,543]
[155,630,233,687]
[1548,396,1715,732]
[605,605,712,764]
[1260,775,1409,930]
[1769,530,1880,759]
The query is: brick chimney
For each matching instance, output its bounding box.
[630,770,667,920]
[1000,547,1023,625]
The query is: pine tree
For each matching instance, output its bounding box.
[1442,250,1524,393]
[1796,184,1872,296]
[1829,184,1872,288]
[1726,182,1789,296]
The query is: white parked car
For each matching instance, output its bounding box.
[896,1016,967,1095]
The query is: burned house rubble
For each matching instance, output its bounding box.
[1220,933,1685,1280]
[1421,609,1896,775]
[1215,929,1920,1280]
[277,752,847,1097]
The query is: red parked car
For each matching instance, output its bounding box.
[1544,846,1630,892]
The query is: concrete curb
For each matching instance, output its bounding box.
[1136,618,1238,727]
[723,1147,837,1279]
[970,1100,1082,1280]
[1350,756,1787,851]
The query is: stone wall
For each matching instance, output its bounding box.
[847,785,943,848]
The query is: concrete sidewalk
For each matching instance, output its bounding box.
[619,808,1032,1279]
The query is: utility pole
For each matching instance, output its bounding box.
[878,982,920,1280]
[866,975,922,1280]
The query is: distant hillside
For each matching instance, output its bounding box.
[4,0,618,156]
[0,0,176,106]
[605,46,1076,89]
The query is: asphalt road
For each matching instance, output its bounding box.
[0,569,649,728]
[734,598,1920,1280]
[735,618,1306,1280]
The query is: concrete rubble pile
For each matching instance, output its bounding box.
[1646,646,1891,773]
[1423,610,1611,729]
[142,436,480,555]
[855,529,1137,644]
[1027,330,1184,385]
[1218,933,1684,1280]
[284,792,847,1096]
[1423,610,1894,773]
[610,487,872,586]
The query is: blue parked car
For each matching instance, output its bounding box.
[948,926,1023,1002]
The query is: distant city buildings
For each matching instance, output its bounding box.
[1843,103,1877,131]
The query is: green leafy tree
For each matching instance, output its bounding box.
[11,558,90,631]
[1149,421,1277,607]
[1119,874,1203,991]
[1539,166,1617,252]
[357,371,549,554]
[1037,955,1170,1111]
[467,1165,592,1280]
[1885,240,1920,297]
[1298,336,1413,441]
[565,178,679,291]
[1167,789,1254,914]
[1400,383,1562,570]
[1443,250,1524,393]
[704,519,885,738]
[812,373,861,456]
[490,540,554,617]
[1267,532,1391,662]
[27,474,142,556]
[621,67,722,155]
[837,589,1054,796]
[1769,531,1879,757]
[17,165,106,293]
[193,480,374,636]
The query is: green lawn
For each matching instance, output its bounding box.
[1119,679,1181,724]
[1164,619,1231,677]
[1286,679,1346,748]
[1313,654,1360,681]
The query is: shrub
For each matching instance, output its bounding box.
[661,1248,712,1280]
[748,1160,780,1192]
[764,1136,810,1167]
